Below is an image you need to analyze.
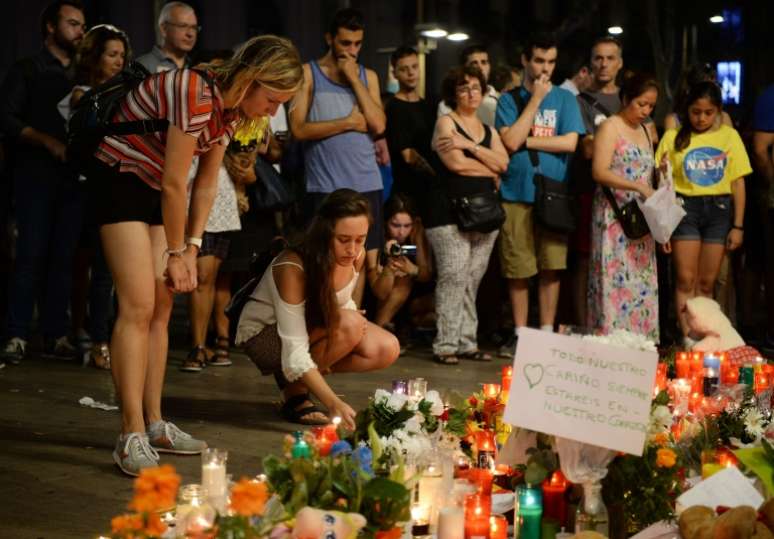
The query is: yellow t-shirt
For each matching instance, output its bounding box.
[655,124,752,196]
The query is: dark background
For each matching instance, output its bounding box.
[1,0,772,126]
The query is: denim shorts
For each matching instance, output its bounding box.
[672,194,732,244]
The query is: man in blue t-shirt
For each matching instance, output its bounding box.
[752,84,774,351]
[494,32,585,357]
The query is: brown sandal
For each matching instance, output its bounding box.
[209,336,232,367]
[180,346,207,372]
[90,343,111,370]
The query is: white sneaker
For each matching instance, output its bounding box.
[148,421,207,455]
[1,337,26,365]
[113,432,159,477]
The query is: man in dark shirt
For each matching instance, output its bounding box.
[384,46,435,219]
[0,0,85,364]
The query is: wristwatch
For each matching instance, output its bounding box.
[187,236,203,249]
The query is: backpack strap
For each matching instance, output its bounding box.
[578,92,614,118]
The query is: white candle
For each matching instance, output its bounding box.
[438,506,465,539]
[201,462,227,512]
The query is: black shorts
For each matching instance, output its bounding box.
[199,231,231,260]
[88,160,163,226]
[303,189,384,251]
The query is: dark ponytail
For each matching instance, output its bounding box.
[674,81,723,151]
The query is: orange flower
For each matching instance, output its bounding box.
[229,478,268,516]
[144,512,167,536]
[652,432,669,446]
[656,448,677,468]
[375,527,403,539]
[130,464,181,512]
[111,513,144,534]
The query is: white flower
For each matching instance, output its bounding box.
[582,329,657,352]
[405,415,423,434]
[374,389,391,404]
[386,391,409,412]
[744,408,765,439]
[648,405,672,436]
[424,390,445,416]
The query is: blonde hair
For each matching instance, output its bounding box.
[200,35,303,128]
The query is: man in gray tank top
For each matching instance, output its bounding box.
[289,7,386,257]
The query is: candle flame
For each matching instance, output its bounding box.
[332,416,342,426]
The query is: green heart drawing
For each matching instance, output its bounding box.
[523,364,545,389]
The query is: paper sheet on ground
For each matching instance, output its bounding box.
[79,396,118,411]
[628,521,679,539]
[677,466,764,510]
[503,328,657,455]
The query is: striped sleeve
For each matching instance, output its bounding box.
[162,69,214,139]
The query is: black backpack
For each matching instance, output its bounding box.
[67,61,168,167]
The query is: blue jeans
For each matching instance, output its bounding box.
[88,232,114,342]
[6,171,84,339]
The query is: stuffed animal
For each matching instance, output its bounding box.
[678,505,774,539]
[684,297,745,351]
[290,507,367,539]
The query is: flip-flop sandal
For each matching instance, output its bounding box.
[209,337,233,367]
[458,350,493,362]
[279,393,330,425]
[433,354,459,365]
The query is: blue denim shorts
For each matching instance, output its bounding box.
[672,194,732,244]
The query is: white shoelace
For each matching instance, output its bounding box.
[162,421,192,443]
[125,432,160,461]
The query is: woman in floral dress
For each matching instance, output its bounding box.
[588,73,660,341]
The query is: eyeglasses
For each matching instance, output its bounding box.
[164,21,201,32]
[456,85,482,96]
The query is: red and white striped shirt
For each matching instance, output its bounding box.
[95,69,237,190]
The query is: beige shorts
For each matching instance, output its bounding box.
[498,202,568,279]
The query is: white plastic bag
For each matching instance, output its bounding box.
[638,159,686,244]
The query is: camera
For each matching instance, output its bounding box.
[388,244,417,257]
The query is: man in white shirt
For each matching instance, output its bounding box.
[558,52,592,96]
[438,44,499,126]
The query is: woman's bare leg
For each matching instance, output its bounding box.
[374,279,412,327]
[188,255,221,348]
[673,240,701,337]
[100,222,155,434]
[213,271,231,340]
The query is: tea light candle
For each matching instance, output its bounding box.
[438,506,465,539]
[489,514,507,539]
[542,470,569,527]
[464,494,491,539]
[676,351,690,379]
[411,503,430,536]
[392,379,408,394]
[482,383,501,400]
[409,377,428,400]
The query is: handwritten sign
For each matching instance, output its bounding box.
[503,328,658,456]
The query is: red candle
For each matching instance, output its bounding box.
[464,494,491,539]
[482,383,501,400]
[467,468,494,497]
[489,514,507,539]
[312,419,340,456]
[691,373,704,395]
[676,352,690,379]
[671,419,682,441]
[689,392,702,413]
[717,448,739,468]
[755,372,770,395]
[691,351,704,375]
[501,366,513,393]
[724,367,739,385]
[542,470,569,527]
[475,430,497,469]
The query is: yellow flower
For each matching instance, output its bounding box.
[656,448,676,468]
[129,464,181,513]
[229,478,268,516]
[651,432,669,447]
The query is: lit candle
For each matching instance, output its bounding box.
[489,514,507,539]
[691,373,704,395]
[501,366,513,392]
[467,468,493,497]
[392,379,408,394]
[672,378,691,416]
[740,365,755,386]
[418,464,443,528]
[438,506,465,539]
[755,372,770,395]
[703,368,719,396]
[724,367,739,385]
[717,449,739,468]
[291,431,311,459]
[655,362,668,391]
[408,377,427,401]
[516,484,543,539]
[689,392,702,413]
[464,494,491,539]
[411,503,430,536]
[482,383,501,400]
[474,430,496,470]
[691,351,705,374]
[201,448,228,513]
[542,470,569,528]
[676,351,690,379]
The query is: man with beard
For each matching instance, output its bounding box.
[290,7,386,258]
[0,0,85,363]
[137,2,198,73]
[384,46,435,220]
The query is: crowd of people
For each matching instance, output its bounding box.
[1,1,773,476]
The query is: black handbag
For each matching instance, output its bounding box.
[252,156,294,211]
[529,150,577,233]
[451,189,506,233]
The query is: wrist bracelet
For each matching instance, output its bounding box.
[165,247,186,258]
[732,225,744,231]
[186,236,203,249]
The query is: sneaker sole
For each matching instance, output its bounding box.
[152,446,206,455]
[208,360,233,367]
[179,365,204,372]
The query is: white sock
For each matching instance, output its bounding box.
[540,324,554,333]
[147,420,165,436]
[514,326,522,337]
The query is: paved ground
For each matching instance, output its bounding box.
[0,344,509,539]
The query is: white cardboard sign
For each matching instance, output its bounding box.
[503,328,658,456]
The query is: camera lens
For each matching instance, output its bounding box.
[389,243,402,256]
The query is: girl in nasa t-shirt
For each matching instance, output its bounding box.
[654,81,752,345]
